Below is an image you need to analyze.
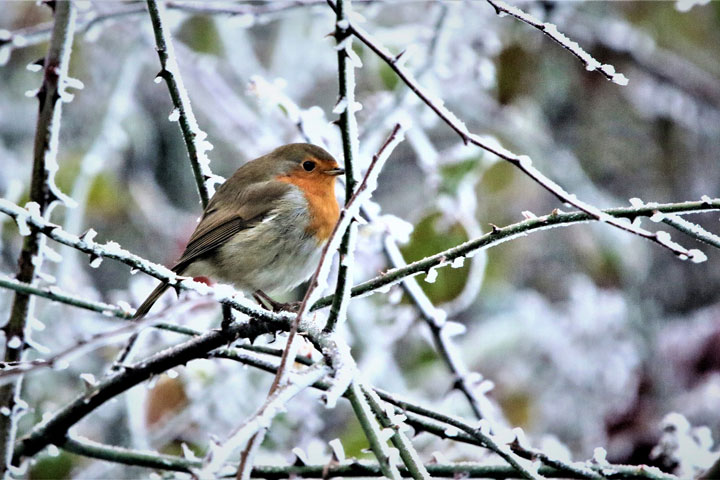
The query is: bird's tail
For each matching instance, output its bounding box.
[133,282,171,319]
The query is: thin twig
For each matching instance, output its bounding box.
[146,0,218,207]
[200,363,332,477]
[0,301,200,382]
[361,385,430,480]
[0,275,206,337]
[310,198,720,310]
[325,0,361,334]
[346,381,402,479]
[484,0,628,85]
[660,213,720,249]
[213,344,666,480]
[0,1,77,473]
[324,1,705,264]
[323,123,405,333]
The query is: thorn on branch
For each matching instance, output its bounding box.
[391,49,406,65]
[489,223,501,234]
[154,69,169,83]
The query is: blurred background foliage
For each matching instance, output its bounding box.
[1,0,720,478]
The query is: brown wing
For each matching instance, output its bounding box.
[171,180,293,273]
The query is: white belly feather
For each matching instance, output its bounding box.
[185,188,324,293]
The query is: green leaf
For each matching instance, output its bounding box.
[177,16,224,56]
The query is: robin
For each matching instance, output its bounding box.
[133,143,344,318]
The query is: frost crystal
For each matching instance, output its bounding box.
[424,267,438,283]
[592,446,609,465]
[688,249,707,264]
[89,256,103,268]
[7,336,22,349]
[332,97,348,114]
[650,212,666,223]
[168,108,180,122]
[14,214,30,236]
[451,257,465,269]
[79,373,98,387]
[516,155,533,168]
[47,445,60,457]
[328,438,346,462]
[0,46,9,67]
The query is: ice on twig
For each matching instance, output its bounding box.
[688,249,707,264]
[444,426,460,437]
[592,447,609,465]
[333,97,348,114]
[14,212,30,236]
[650,212,666,222]
[378,428,394,443]
[329,438,346,462]
[451,257,465,269]
[79,373,98,387]
[6,336,22,349]
[168,108,180,122]
[424,267,438,283]
[443,321,466,338]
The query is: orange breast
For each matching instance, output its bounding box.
[276,173,340,243]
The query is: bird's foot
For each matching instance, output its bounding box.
[253,290,301,313]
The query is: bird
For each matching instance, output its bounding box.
[133,143,344,319]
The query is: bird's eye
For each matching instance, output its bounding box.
[302,160,316,172]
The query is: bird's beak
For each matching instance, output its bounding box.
[325,167,345,176]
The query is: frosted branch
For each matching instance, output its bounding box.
[311,198,720,310]
[0,1,77,473]
[200,363,331,478]
[324,123,406,332]
[485,0,629,85]
[145,0,220,206]
[60,435,677,479]
[325,0,361,336]
[346,381,402,479]
[361,385,430,480]
[324,5,710,263]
